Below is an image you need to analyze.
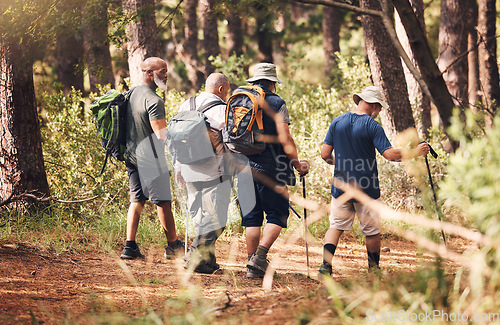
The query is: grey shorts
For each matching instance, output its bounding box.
[126,161,172,204]
[329,198,380,236]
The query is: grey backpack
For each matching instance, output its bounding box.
[166,97,225,165]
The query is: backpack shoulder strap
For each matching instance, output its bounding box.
[188,96,225,113]
[123,87,136,101]
[198,100,226,113]
[189,97,196,111]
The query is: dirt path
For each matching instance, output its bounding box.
[0,234,470,324]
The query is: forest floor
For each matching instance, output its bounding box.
[0,232,472,324]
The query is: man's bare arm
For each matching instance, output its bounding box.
[150,119,167,142]
[382,143,430,162]
[321,143,335,165]
[276,122,310,176]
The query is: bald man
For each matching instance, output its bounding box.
[120,57,184,260]
[175,73,231,274]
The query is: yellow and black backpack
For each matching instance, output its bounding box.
[223,86,266,155]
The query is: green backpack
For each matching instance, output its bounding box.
[90,88,134,173]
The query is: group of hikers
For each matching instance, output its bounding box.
[118,56,430,278]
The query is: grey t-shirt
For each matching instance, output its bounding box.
[124,85,166,166]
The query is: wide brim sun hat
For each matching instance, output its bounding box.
[246,62,283,84]
[353,86,388,110]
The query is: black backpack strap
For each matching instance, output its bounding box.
[148,134,165,176]
[198,100,226,113]
[100,151,110,174]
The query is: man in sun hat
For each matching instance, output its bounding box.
[318,85,429,276]
[239,62,310,279]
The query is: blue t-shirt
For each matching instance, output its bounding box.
[324,112,392,199]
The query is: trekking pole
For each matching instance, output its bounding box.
[178,176,189,255]
[422,142,447,245]
[301,175,310,278]
[179,182,189,255]
[185,201,189,255]
[289,204,303,219]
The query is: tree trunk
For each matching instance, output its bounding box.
[254,3,274,63]
[467,0,481,109]
[122,0,160,87]
[226,0,244,57]
[391,0,456,135]
[395,0,431,138]
[290,2,301,21]
[200,0,220,76]
[0,38,50,203]
[478,0,500,113]
[184,0,204,91]
[56,32,84,94]
[323,6,341,82]
[360,0,416,141]
[84,1,115,93]
[437,0,469,110]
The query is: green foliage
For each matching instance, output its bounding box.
[210,54,250,87]
[42,89,107,201]
[442,110,500,234]
[0,0,58,43]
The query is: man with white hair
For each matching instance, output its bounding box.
[319,86,429,275]
[175,72,231,274]
[120,57,183,260]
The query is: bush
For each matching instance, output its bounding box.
[442,110,500,234]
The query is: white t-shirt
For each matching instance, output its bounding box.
[175,92,226,182]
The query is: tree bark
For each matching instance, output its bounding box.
[437,0,469,110]
[390,0,456,134]
[184,0,204,91]
[0,38,50,203]
[200,0,220,76]
[290,1,302,21]
[254,3,274,63]
[84,1,115,93]
[323,6,341,81]
[395,0,431,138]
[467,0,481,109]
[226,0,244,57]
[360,0,416,141]
[477,0,500,112]
[122,0,160,87]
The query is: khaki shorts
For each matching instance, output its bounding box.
[329,199,380,236]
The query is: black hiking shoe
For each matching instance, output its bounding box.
[318,262,333,276]
[164,240,185,260]
[120,246,145,260]
[247,254,269,274]
[193,262,220,274]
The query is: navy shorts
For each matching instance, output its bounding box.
[126,161,172,204]
[241,179,289,228]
